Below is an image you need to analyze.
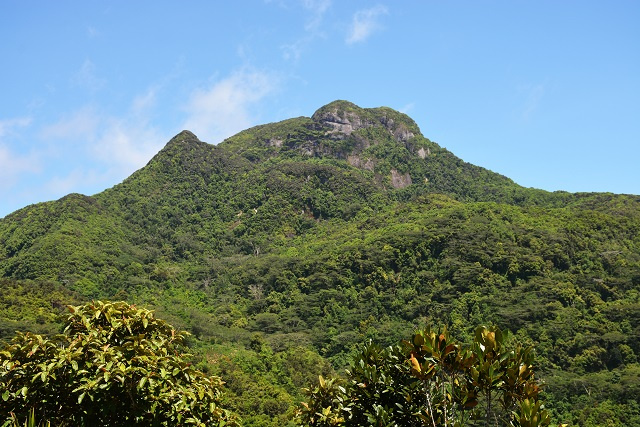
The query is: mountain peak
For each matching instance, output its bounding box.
[311,100,372,136]
[311,100,363,121]
[158,130,206,156]
[311,100,419,141]
[131,101,515,203]
[141,129,213,175]
[170,130,201,144]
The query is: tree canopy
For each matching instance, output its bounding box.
[0,301,237,426]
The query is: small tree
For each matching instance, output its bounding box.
[298,325,556,427]
[0,300,237,426]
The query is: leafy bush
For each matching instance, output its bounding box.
[0,301,237,426]
[298,325,557,426]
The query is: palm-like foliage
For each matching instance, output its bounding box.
[298,326,555,427]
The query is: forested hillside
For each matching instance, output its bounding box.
[1,101,639,425]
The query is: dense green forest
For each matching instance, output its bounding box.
[1,101,639,425]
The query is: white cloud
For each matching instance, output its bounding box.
[43,168,105,196]
[346,5,388,45]
[40,107,100,141]
[282,39,307,62]
[303,0,331,32]
[0,117,39,188]
[0,117,32,139]
[93,117,164,171]
[279,0,331,61]
[31,119,162,204]
[0,145,41,188]
[266,0,331,30]
[131,88,158,117]
[40,87,165,188]
[72,59,106,92]
[182,70,278,143]
[2,67,277,214]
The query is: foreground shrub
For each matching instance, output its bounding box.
[298,325,559,426]
[0,300,237,426]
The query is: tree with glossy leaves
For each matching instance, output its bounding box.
[298,325,562,427]
[0,300,237,426]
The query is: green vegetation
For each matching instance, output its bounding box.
[299,325,552,426]
[1,101,639,425]
[0,301,237,426]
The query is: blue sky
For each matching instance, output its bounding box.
[1,1,639,217]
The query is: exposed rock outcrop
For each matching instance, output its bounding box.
[390,169,412,189]
[312,102,376,137]
[347,155,376,171]
[311,100,418,143]
[417,147,430,159]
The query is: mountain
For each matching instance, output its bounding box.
[1,100,639,426]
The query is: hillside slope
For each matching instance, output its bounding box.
[1,101,639,425]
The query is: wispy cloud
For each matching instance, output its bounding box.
[0,145,41,188]
[280,0,332,62]
[1,97,163,215]
[93,116,164,172]
[0,117,32,139]
[72,59,106,92]
[0,117,40,189]
[2,68,275,214]
[281,40,306,62]
[346,5,388,45]
[182,69,278,143]
[40,87,166,190]
[86,25,100,38]
[131,87,158,117]
[40,107,100,141]
[303,0,331,32]
[42,168,106,197]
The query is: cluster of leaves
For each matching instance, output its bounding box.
[298,325,556,426]
[0,301,237,426]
